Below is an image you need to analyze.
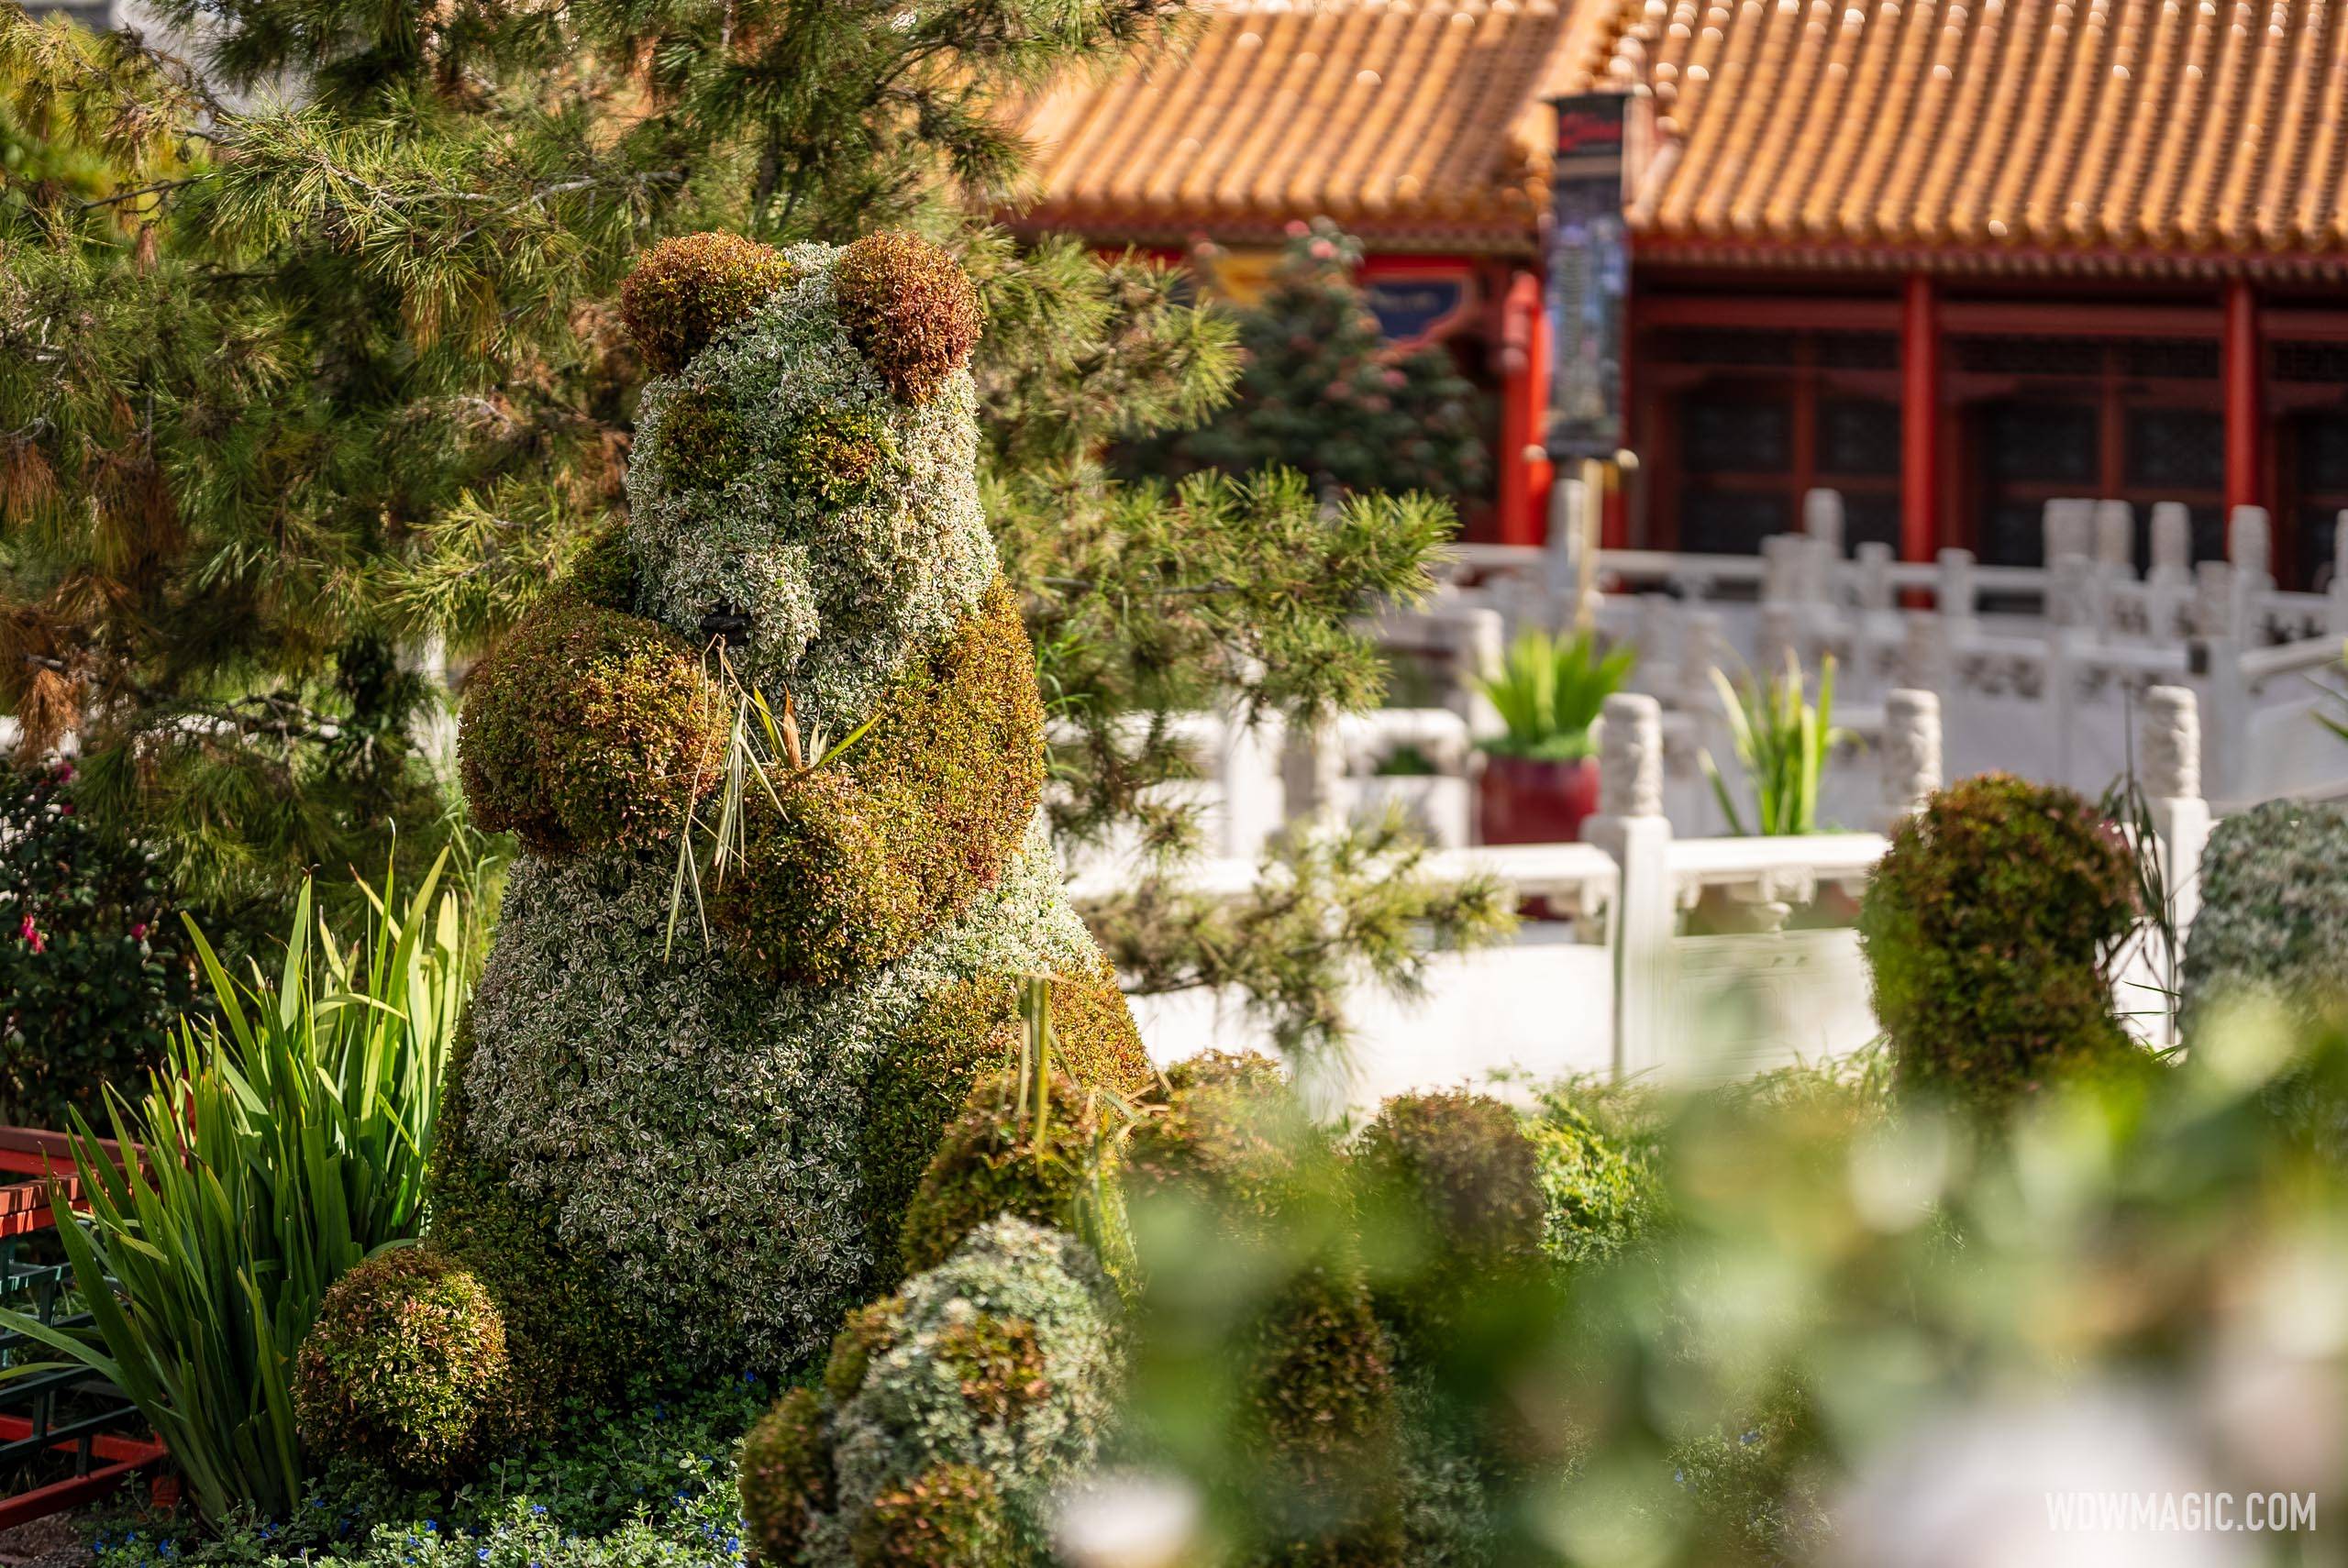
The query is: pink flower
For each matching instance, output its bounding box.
[18,915,43,955]
[130,922,149,942]
[1308,239,1337,260]
[1284,219,1310,237]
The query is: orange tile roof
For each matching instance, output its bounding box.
[1008,0,1571,254]
[1553,0,2348,276]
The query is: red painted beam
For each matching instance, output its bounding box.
[2223,278,2263,514]
[1900,274,1940,563]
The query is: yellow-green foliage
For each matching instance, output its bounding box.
[620,232,794,377]
[859,966,1146,1272]
[833,231,983,404]
[1858,773,2140,1104]
[458,600,724,857]
[739,1386,835,1567]
[292,1249,510,1479]
[824,1297,904,1408]
[782,409,896,504]
[657,388,750,491]
[935,1315,1047,1425]
[714,579,1045,986]
[1125,1051,1317,1233]
[896,1070,1096,1279]
[1522,1088,1660,1267]
[851,1463,1007,1568]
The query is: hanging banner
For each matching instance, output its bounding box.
[1545,94,1630,461]
[1362,270,1476,346]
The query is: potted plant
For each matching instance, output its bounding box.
[1473,628,1635,844]
[1702,653,1849,836]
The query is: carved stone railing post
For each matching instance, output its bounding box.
[2229,503,2275,592]
[2139,686,2211,1043]
[1900,609,1947,693]
[1757,602,1800,679]
[1761,533,1804,605]
[1882,689,1942,821]
[1804,489,1845,603]
[2331,511,2348,635]
[2188,565,2246,808]
[2094,499,2135,578]
[1635,592,1680,696]
[1679,609,1723,713]
[1587,693,1673,1081]
[2149,502,2193,586]
[2043,498,2093,567]
[1936,547,1977,622]
[1855,540,1894,614]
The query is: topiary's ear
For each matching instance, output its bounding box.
[832,231,982,403]
[620,232,793,376]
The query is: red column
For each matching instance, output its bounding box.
[1497,270,1545,547]
[1900,273,1940,562]
[2223,277,2262,514]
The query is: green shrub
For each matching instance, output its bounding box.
[294,1250,510,1477]
[896,1069,1100,1279]
[738,1386,833,1566]
[1857,773,2141,1104]
[1522,1086,1662,1266]
[1,857,475,1520]
[2178,800,2348,1033]
[1125,1050,1321,1233]
[0,757,200,1130]
[619,231,794,377]
[746,1219,1120,1568]
[1353,1091,1545,1275]
[457,599,725,858]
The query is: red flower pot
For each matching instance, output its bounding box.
[1477,754,1601,845]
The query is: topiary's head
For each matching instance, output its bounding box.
[621,230,992,722]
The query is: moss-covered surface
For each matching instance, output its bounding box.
[458,599,724,857]
[424,1014,640,1433]
[833,232,983,405]
[1125,1051,1320,1235]
[823,1297,904,1409]
[656,386,749,491]
[620,232,794,377]
[738,1386,834,1567]
[558,525,641,613]
[1246,1265,1405,1567]
[714,578,1046,986]
[850,1463,1006,1567]
[292,1248,511,1480]
[859,965,1147,1275]
[1858,773,2141,1105]
[895,1070,1094,1280]
[782,409,897,505]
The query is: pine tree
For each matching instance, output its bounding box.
[1124,216,1493,508]
[0,1,1505,1048]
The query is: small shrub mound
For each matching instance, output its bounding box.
[833,231,982,403]
[1125,1051,1319,1231]
[2179,799,2348,1033]
[294,1249,511,1478]
[896,1069,1098,1278]
[458,600,725,857]
[851,1463,1006,1567]
[1247,1265,1405,1566]
[1858,773,2140,1104]
[620,231,794,376]
[738,1386,834,1567]
[1354,1091,1545,1276]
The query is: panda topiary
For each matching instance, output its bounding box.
[296,230,1150,1471]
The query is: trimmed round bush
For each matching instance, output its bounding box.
[1246,1264,1405,1566]
[458,600,724,857]
[852,1463,1007,1567]
[1125,1051,1318,1232]
[1858,773,2140,1103]
[620,231,793,376]
[1354,1091,1545,1272]
[2178,799,2348,1034]
[738,1386,835,1567]
[739,1219,1120,1568]
[833,231,983,403]
[896,1070,1097,1279]
[294,1249,511,1477]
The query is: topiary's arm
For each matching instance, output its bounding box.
[716,579,1046,986]
[457,531,727,860]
